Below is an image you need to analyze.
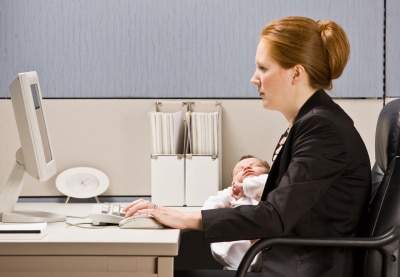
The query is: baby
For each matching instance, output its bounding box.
[202,155,270,271]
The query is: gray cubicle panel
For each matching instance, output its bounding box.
[1,0,384,99]
[386,0,400,97]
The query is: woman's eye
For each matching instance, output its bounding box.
[258,66,267,72]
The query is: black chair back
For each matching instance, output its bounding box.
[365,99,400,276]
[362,155,400,276]
[371,99,400,199]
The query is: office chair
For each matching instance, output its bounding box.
[237,99,400,277]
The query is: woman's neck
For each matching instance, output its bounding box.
[284,87,317,125]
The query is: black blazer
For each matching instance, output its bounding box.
[202,90,371,277]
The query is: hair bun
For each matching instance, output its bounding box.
[317,20,350,80]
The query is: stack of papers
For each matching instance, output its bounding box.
[0,222,48,240]
[189,112,219,155]
[150,110,219,156]
[150,111,184,154]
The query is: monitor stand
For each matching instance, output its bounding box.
[0,161,66,223]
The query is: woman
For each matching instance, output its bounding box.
[124,16,371,276]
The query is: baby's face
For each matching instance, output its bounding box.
[232,158,268,183]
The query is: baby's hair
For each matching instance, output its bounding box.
[239,155,271,173]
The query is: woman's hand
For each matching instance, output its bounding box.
[122,198,203,230]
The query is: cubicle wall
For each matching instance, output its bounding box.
[0,0,389,99]
[0,0,399,198]
[386,0,400,97]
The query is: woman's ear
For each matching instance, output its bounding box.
[291,65,306,84]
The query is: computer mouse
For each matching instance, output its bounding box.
[119,214,164,229]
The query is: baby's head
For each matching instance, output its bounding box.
[232,155,270,183]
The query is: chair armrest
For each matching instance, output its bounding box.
[236,226,400,277]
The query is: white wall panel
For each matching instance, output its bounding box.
[0,99,382,196]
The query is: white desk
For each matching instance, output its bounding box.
[0,203,180,277]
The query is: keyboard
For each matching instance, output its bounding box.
[89,203,127,225]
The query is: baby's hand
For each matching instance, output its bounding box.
[231,181,245,200]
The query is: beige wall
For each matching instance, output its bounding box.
[0,98,384,197]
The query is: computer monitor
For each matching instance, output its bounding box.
[0,71,65,223]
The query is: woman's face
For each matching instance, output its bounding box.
[250,39,293,112]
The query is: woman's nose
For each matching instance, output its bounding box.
[250,74,260,86]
